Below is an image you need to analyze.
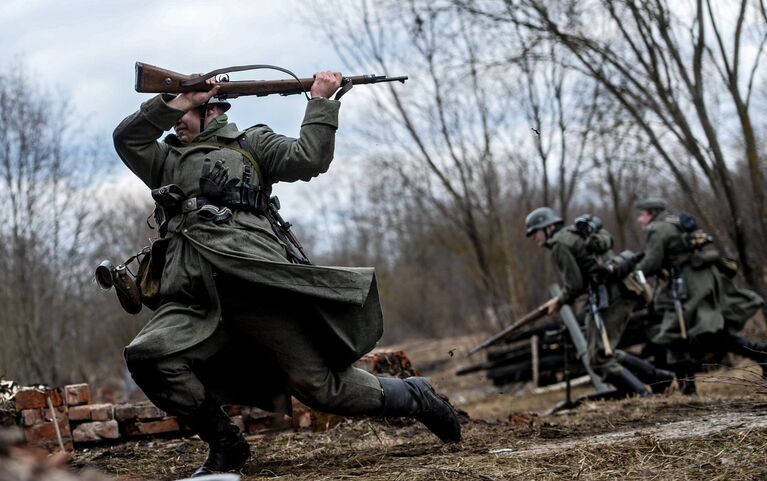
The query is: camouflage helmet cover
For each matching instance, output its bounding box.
[525,207,563,237]
[635,197,667,212]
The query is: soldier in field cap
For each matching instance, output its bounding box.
[635,197,766,395]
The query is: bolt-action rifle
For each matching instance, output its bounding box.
[587,279,614,357]
[670,266,689,340]
[134,62,407,100]
[467,303,549,356]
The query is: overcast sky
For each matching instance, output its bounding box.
[1,0,370,227]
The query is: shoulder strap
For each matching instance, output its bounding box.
[237,134,270,189]
[192,140,267,188]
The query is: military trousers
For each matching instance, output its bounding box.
[127,275,385,418]
[585,292,638,380]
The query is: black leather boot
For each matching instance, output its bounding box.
[673,363,697,396]
[726,335,767,379]
[182,397,250,477]
[604,368,651,397]
[379,377,461,443]
[620,353,676,394]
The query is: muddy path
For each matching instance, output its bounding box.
[71,334,767,480]
[73,396,767,481]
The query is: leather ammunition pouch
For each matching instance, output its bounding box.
[152,184,187,237]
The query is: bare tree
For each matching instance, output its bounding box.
[307,0,533,325]
[0,63,133,386]
[460,0,767,297]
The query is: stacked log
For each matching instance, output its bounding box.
[458,310,654,387]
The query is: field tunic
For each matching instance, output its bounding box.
[636,213,763,345]
[113,94,384,370]
[546,226,639,377]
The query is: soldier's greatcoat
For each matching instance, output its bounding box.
[546,226,641,378]
[113,94,383,410]
[636,213,763,345]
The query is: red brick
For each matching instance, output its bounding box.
[72,420,120,443]
[91,403,114,421]
[15,389,47,410]
[68,405,92,422]
[64,384,90,406]
[20,409,44,427]
[68,403,113,422]
[48,388,64,407]
[292,410,312,430]
[15,387,64,410]
[123,417,180,436]
[291,399,312,430]
[23,417,71,445]
[354,351,420,377]
[114,402,166,421]
[42,406,69,426]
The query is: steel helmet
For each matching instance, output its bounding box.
[525,207,563,237]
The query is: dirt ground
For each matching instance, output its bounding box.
[72,334,767,481]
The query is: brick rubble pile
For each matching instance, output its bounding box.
[9,350,419,452]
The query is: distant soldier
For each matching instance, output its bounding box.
[635,197,766,395]
[526,207,674,396]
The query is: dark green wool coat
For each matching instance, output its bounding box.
[636,212,763,345]
[113,94,383,369]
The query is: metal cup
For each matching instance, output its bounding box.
[95,260,116,290]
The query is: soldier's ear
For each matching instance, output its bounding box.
[205,105,221,121]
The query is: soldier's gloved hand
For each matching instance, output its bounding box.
[200,159,237,198]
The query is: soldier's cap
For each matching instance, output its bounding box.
[525,206,563,236]
[635,197,667,211]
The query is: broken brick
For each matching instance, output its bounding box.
[114,402,166,421]
[354,351,420,378]
[14,388,63,410]
[122,418,180,437]
[20,409,43,427]
[72,420,120,443]
[64,384,90,406]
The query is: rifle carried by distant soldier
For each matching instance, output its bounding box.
[134,62,407,100]
[467,303,549,356]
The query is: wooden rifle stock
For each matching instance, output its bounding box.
[134,62,407,98]
[467,304,549,356]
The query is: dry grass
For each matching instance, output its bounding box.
[67,335,767,480]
